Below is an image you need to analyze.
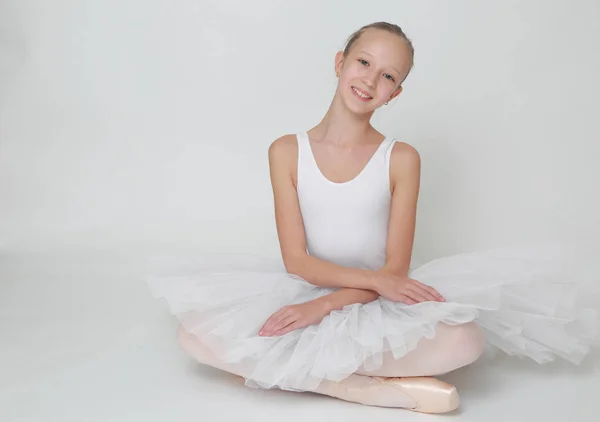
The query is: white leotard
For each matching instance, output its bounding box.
[295,131,397,271]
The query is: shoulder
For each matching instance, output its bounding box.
[268,135,299,185]
[390,140,421,173]
[389,140,421,194]
[268,134,298,164]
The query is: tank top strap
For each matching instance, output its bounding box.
[295,131,310,166]
[383,137,398,174]
[295,132,320,188]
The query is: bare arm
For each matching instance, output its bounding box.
[307,141,423,312]
[268,135,377,292]
[381,141,421,277]
[260,137,437,336]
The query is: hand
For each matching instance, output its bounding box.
[373,273,445,304]
[259,300,329,337]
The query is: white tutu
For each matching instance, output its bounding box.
[146,244,598,392]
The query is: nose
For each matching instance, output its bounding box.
[362,69,377,88]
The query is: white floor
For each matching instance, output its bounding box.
[1,249,598,422]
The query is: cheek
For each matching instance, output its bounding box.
[378,81,397,96]
[341,63,364,81]
[340,71,356,85]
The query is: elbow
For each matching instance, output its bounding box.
[282,251,308,276]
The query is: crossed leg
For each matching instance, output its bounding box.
[175,321,485,411]
[356,321,486,377]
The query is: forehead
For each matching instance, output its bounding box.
[351,28,411,64]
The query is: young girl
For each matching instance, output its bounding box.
[148,22,597,413]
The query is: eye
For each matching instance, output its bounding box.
[384,74,395,82]
[358,59,369,66]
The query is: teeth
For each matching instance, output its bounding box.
[352,87,372,99]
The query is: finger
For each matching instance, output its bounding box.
[409,284,437,302]
[260,309,289,335]
[259,321,274,336]
[405,287,429,303]
[260,313,281,334]
[412,280,445,301]
[261,306,291,331]
[421,284,445,301]
[263,314,295,336]
[268,316,295,337]
[397,294,417,305]
[275,321,301,336]
[273,314,296,333]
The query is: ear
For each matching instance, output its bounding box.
[390,85,403,101]
[334,51,345,76]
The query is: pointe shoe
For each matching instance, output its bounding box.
[372,376,460,414]
[323,374,459,413]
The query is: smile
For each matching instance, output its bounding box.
[352,86,373,100]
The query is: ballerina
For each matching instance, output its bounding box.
[148,21,597,413]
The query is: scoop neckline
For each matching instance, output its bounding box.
[303,131,389,186]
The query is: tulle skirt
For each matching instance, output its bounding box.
[146,244,598,392]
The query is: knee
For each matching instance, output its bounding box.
[451,322,485,365]
[176,324,221,358]
[177,324,187,342]
[177,324,196,351]
[176,324,211,361]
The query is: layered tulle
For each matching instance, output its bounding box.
[146,244,598,392]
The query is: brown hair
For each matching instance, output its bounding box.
[343,22,415,84]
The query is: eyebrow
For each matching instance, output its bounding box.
[358,50,402,76]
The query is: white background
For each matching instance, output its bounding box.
[2,0,599,262]
[1,1,599,421]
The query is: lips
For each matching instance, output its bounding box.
[351,86,373,100]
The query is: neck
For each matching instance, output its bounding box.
[308,93,377,146]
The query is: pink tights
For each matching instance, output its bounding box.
[176,321,485,406]
[355,322,485,377]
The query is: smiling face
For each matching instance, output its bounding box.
[335,28,413,113]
